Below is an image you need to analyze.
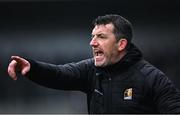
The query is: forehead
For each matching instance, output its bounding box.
[92,23,114,35]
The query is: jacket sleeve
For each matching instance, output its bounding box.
[26,58,94,93]
[147,70,180,113]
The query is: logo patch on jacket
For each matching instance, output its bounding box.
[124,88,133,100]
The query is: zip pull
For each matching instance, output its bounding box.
[105,69,112,81]
[95,72,100,76]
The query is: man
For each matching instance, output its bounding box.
[7,14,180,113]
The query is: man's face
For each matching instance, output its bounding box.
[90,23,120,67]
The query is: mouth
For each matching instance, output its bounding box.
[93,49,104,61]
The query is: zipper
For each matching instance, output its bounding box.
[108,77,112,113]
[105,69,112,113]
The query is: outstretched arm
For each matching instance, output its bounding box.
[8,56,94,92]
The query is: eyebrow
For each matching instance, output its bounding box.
[91,33,107,38]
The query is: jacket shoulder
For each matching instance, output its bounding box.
[134,60,166,80]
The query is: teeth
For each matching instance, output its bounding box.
[94,50,103,56]
[95,52,102,56]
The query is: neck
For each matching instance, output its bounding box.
[113,50,127,65]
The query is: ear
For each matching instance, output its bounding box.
[117,39,128,51]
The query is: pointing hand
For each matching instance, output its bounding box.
[7,56,30,80]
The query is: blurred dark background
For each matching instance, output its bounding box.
[0,0,180,113]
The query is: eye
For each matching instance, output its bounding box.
[99,35,107,39]
[91,35,95,39]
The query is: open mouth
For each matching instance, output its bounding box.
[95,50,103,56]
[94,49,104,61]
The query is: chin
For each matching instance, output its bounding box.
[94,61,107,67]
[94,57,108,67]
[94,62,102,67]
[94,62,101,67]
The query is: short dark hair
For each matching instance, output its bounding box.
[93,14,133,48]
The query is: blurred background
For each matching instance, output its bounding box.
[0,0,180,113]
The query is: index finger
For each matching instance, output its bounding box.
[11,56,25,63]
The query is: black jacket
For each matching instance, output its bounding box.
[27,44,180,113]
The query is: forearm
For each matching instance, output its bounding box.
[26,59,93,92]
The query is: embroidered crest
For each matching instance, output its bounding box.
[124,88,133,100]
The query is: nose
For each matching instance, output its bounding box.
[90,38,98,47]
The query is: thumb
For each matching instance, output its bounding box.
[21,66,30,76]
[7,60,18,80]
